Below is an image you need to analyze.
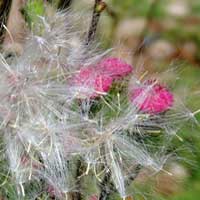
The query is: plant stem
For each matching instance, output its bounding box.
[0,0,12,43]
[67,159,82,200]
[126,164,142,185]
[98,165,142,200]
[86,0,106,44]
[99,171,115,200]
[58,0,73,10]
[135,0,160,54]
[75,159,82,200]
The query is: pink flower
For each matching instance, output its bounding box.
[71,66,113,98]
[71,57,133,98]
[47,185,63,198]
[130,80,174,114]
[98,57,133,79]
[89,194,99,200]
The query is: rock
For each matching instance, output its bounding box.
[147,40,176,60]
[181,42,197,61]
[166,0,190,18]
[115,18,146,41]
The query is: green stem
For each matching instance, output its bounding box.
[135,0,160,54]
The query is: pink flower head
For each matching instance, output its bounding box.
[89,194,99,200]
[98,57,133,79]
[70,57,133,98]
[130,80,174,114]
[71,66,113,98]
[47,185,63,198]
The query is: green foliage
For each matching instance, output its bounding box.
[23,0,45,28]
[110,0,166,18]
[169,182,200,200]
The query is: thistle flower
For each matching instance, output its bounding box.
[0,9,197,200]
[70,66,113,98]
[97,57,133,79]
[130,80,174,114]
[70,57,133,98]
